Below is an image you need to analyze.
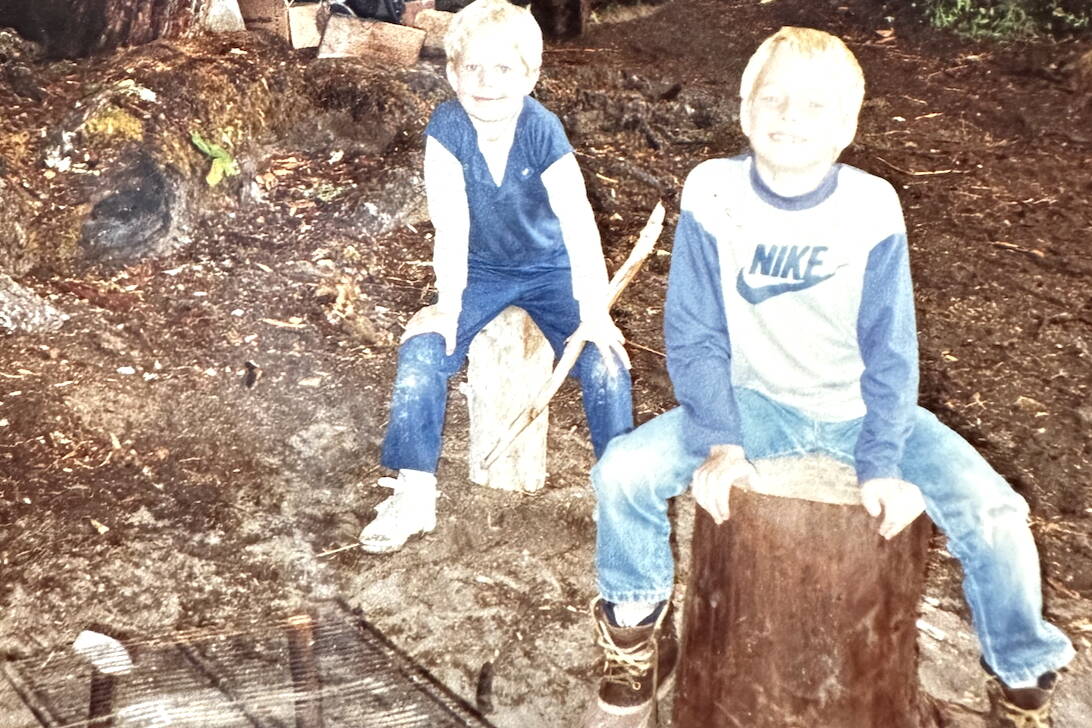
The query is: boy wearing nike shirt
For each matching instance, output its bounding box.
[580,27,1072,728]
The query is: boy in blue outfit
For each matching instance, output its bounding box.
[581,27,1073,728]
[360,0,632,553]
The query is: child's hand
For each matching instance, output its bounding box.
[691,444,756,525]
[402,305,459,355]
[569,316,631,374]
[860,478,925,540]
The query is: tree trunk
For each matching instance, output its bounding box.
[0,0,210,59]
[529,0,591,37]
[673,456,933,728]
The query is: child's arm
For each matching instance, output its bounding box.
[401,136,470,355]
[666,192,756,523]
[855,227,924,539]
[541,153,629,369]
[855,230,919,483]
[664,196,742,457]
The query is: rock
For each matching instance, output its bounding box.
[349,164,428,237]
[411,9,454,56]
[0,177,40,277]
[1073,49,1092,93]
[402,0,436,28]
[0,273,68,335]
[4,63,43,101]
[0,27,43,64]
[205,0,248,33]
[1076,404,1092,427]
[81,154,175,264]
[19,33,310,272]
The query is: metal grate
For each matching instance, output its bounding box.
[3,601,497,728]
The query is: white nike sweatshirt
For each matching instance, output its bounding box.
[664,154,918,483]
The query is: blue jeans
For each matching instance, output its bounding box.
[592,388,1074,687]
[381,266,633,473]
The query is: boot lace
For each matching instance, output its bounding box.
[595,618,654,692]
[995,701,1051,728]
[988,677,1053,728]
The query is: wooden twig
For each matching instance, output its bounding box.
[991,240,1045,259]
[316,542,361,558]
[481,202,666,470]
[627,341,666,358]
[873,155,967,177]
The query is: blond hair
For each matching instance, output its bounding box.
[739,27,865,115]
[444,0,544,73]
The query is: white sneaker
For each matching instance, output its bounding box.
[359,472,437,553]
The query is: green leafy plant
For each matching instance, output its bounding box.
[190,130,240,187]
[924,0,1090,39]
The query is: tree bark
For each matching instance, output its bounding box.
[0,0,209,59]
[673,456,933,728]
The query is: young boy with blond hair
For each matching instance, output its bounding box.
[581,27,1073,728]
[359,0,631,553]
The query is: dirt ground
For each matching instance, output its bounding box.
[1,0,1091,726]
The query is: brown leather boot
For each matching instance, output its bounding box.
[579,598,678,728]
[985,670,1058,728]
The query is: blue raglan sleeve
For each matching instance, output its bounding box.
[854,229,919,482]
[665,199,742,456]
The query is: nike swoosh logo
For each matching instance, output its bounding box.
[736,269,837,304]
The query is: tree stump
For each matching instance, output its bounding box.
[466,306,551,492]
[673,455,931,728]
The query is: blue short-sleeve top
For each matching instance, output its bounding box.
[425,96,574,272]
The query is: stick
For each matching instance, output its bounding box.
[873,155,966,177]
[316,542,361,558]
[481,202,665,470]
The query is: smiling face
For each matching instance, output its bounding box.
[446,33,539,127]
[741,47,859,186]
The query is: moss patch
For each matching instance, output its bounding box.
[82,106,145,143]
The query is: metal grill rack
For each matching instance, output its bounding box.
[2,602,497,728]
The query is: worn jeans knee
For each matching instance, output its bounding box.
[593,409,699,604]
[380,333,457,473]
[576,346,633,459]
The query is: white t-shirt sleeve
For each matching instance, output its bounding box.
[541,152,609,317]
[424,135,470,313]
